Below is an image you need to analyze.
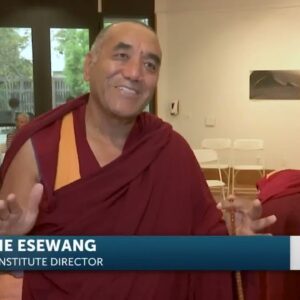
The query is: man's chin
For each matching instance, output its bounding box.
[112,103,148,118]
[110,109,142,122]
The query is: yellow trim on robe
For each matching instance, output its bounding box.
[54,112,81,190]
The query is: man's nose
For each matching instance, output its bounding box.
[122,58,143,81]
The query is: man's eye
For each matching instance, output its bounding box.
[144,61,157,72]
[113,52,128,60]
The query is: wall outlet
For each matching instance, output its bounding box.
[205,116,216,127]
[170,100,179,115]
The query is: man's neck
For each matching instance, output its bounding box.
[85,98,136,151]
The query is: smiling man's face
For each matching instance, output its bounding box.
[84,22,161,120]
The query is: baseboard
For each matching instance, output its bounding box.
[202,168,274,186]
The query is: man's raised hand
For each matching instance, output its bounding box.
[0,183,43,235]
[217,196,277,235]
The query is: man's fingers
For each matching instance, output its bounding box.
[26,183,44,216]
[250,215,277,232]
[22,183,44,233]
[0,199,10,220]
[218,198,263,220]
[217,195,249,211]
[6,193,22,215]
[248,199,262,220]
[216,202,222,210]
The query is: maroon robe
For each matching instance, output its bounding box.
[257,169,300,203]
[257,170,300,300]
[1,94,234,299]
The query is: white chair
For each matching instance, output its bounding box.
[193,148,226,201]
[200,138,231,196]
[231,139,265,194]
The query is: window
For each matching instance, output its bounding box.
[0,27,34,122]
[50,28,90,107]
[0,27,34,152]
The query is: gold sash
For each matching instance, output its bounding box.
[54,112,81,190]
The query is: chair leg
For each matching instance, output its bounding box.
[231,169,235,195]
[226,168,231,197]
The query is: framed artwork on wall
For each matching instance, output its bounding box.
[250,70,300,100]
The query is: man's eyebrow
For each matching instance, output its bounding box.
[112,42,132,51]
[112,41,161,66]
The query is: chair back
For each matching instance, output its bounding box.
[232,139,264,167]
[231,138,265,194]
[193,149,218,164]
[233,139,263,151]
[201,138,231,150]
[193,148,226,200]
[201,138,231,167]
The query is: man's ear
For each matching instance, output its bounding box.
[83,52,93,81]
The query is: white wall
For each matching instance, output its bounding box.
[155,0,300,169]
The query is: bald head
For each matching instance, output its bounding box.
[90,22,161,62]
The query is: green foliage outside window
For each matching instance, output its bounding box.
[54,29,89,97]
[0,28,32,81]
[0,28,33,109]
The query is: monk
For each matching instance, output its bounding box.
[6,112,30,150]
[0,22,275,299]
[256,170,300,300]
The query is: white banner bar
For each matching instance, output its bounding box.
[290,236,300,270]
